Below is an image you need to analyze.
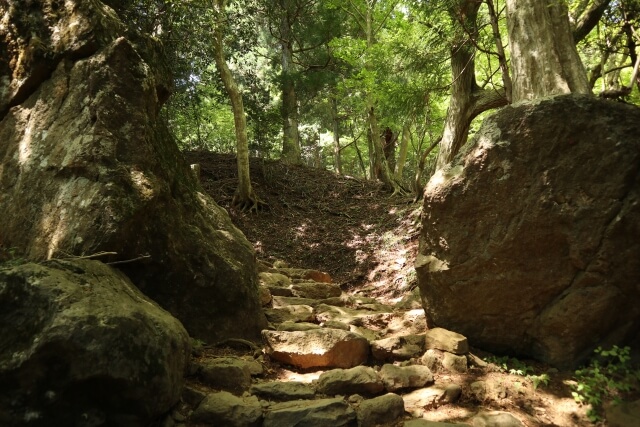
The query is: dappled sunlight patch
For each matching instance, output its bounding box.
[276,369,323,384]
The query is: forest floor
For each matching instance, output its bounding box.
[185,151,635,426]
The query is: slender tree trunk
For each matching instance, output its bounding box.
[505,0,590,102]
[362,5,404,194]
[279,0,301,164]
[436,0,507,169]
[331,96,342,174]
[395,118,411,180]
[366,119,375,179]
[350,124,368,178]
[212,0,262,211]
[486,0,513,102]
[368,106,404,193]
[414,136,441,199]
[572,0,612,43]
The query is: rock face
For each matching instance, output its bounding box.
[0,260,190,426]
[416,94,640,368]
[0,0,266,341]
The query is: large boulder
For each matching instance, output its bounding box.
[416,94,640,368]
[0,0,266,341]
[0,259,190,426]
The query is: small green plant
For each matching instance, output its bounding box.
[484,355,549,389]
[571,345,640,423]
[530,373,550,390]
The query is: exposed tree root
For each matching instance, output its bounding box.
[232,191,268,213]
[208,338,262,358]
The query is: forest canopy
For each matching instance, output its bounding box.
[108,0,640,193]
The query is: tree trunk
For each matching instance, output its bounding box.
[331,96,342,174]
[436,0,507,169]
[486,0,513,103]
[394,118,411,180]
[212,0,263,211]
[279,0,301,164]
[368,106,404,193]
[506,0,590,102]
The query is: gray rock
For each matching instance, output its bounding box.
[371,334,425,361]
[259,286,273,306]
[403,384,460,417]
[471,411,524,427]
[263,329,370,369]
[269,286,295,297]
[259,272,293,288]
[470,381,487,402]
[606,399,640,427]
[0,0,267,344]
[424,328,469,355]
[442,352,468,373]
[273,296,321,308]
[316,366,384,396]
[277,321,322,331]
[251,381,316,400]
[323,320,351,330]
[195,357,253,393]
[265,305,315,324]
[404,420,468,426]
[0,260,190,426]
[379,364,434,392]
[416,95,640,368]
[191,391,262,427]
[421,349,444,372]
[315,304,393,326]
[263,398,356,427]
[356,393,405,427]
[442,384,463,404]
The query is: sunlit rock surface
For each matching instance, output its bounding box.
[417,94,640,368]
[0,0,266,341]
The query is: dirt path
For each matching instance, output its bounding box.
[180,152,616,426]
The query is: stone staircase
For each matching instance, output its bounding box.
[162,262,527,427]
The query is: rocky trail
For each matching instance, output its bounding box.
[159,153,628,427]
[165,262,595,427]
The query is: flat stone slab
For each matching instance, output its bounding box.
[250,381,316,400]
[404,420,468,426]
[263,398,355,427]
[371,334,425,361]
[314,303,393,327]
[273,296,321,308]
[379,364,434,392]
[262,329,370,369]
[191,391,262,427]
[316,366,384,396]
[357,393,405,427]
[265,305,314,324]
[194,357,253,393]
[277,321,322,331]
[471,411,524,426]
[424,328,469,355]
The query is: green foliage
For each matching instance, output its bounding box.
[0,247,26,267]
[572,346,640,423]
[485,355,550,390]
